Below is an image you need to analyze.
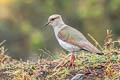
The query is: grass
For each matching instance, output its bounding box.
[0,29,120,80]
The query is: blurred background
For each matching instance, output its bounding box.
[0,0,120,60]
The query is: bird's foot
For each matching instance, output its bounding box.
[69,61,75,68]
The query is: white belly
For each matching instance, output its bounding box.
[54,25,80,53]
[57,39,80,52]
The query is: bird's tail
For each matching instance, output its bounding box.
[96,52,104,55]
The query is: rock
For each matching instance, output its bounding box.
[71,74,86,80]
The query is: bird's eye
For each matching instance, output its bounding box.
[51,18,55,21]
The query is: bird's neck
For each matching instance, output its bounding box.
[52,19,64,27]
[53,23,66,38]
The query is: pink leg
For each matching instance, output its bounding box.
[69,54,75,68]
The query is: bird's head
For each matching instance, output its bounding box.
[44,14,64,27]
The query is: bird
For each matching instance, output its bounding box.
[44,14,103,67]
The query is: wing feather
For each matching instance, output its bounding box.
[58,26,101,53]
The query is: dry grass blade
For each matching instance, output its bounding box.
[0,40,6,46]
[38,49,54,59]
[88,33,103,50]
[53,54,71,71]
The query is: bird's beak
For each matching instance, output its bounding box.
[44,22,50,27]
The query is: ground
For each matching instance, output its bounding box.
[0,30,120,80]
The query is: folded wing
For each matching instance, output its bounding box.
[58,25,102,54]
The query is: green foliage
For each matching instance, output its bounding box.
[78,0,103,18]
[29,31,45,50]
[21,21,33,34]
[110,0,120,11]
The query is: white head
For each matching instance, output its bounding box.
[45,14,64,27]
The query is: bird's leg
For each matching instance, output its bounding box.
[69,54,75,68]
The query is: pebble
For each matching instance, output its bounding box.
[71,74,86,80]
